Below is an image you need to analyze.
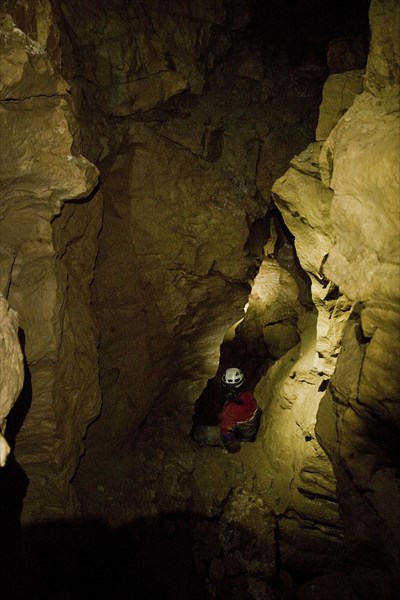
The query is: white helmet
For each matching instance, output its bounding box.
[222,367,244,389]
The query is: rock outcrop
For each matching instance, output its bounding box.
[1,0,398,598]
[55,0,324,460]
[268,0,400,595]
[0,294,24,466]
[0,8,101,520]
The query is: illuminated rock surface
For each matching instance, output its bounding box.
[0,1,398,599]
[0,295,24,466]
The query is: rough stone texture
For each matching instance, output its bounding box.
[254,313,344,571]
[327,37,368,75]
[61,0,323,462]
[364,0,400,94]
[73,406,278,598]
[261,117,354,566]
[320,91,399,303]
[56,0,244,117]
[316,70,364,141]
[268,0,400,595]
[0,9,102,520]
[240,257,302,361]
[89,120,260,452]
[218,488,276,577]
[272,141,355,376]
[317,3,400,593]
[320,68,400,593]
[1,0,323,533]
[0,11,66,98]
[2,1,396,598]
[0,294,24,466]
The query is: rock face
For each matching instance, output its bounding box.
[0,7,102,520]
[0,0,398,598]
[0,294,24,466]
[269,0,400,595]
[318,1,400,592]
[55,0,324,460]
[1,0,321,527]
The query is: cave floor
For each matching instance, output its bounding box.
[74,409,270,525]
[5,405,351,600]
[70,407,355,600]
[71,407,284,599]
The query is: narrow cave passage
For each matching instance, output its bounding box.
[2,0,399,599]
[70,202,318,598]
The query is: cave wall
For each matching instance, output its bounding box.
[0,3,102,520]
[319,0,400,592]
[0,0,323,519]
[265,0,399,594]
[51,0,325,456]
[0,3,398,596]
[0,294,23,466]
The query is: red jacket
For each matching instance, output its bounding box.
[220,391,258,434]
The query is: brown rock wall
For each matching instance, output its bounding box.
[266,0,400,592]
[268,139,354,545]
[2,3,395,597]
[64,0,323,454]
[0,294,24,466]
[317,87,400,600]
[365,0,400,93]
[0,11,101,520]
[55,0,249,116]
[90,120,259,448]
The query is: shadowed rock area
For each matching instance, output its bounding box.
[0,0,399,598]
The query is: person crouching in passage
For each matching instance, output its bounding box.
[190,367,261,452]
[219,367,261,453]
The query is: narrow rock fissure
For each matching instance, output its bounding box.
[1,1,399,599]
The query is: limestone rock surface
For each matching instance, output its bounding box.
[0,295,24,466]
[266,0,400,593]
[77,2,322,454]
[56,0,249,116]
[2,1,395,597]
[0,12,67,99]
[0,11,102,521]
[317,76,400,600]
[316,70,364,140]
